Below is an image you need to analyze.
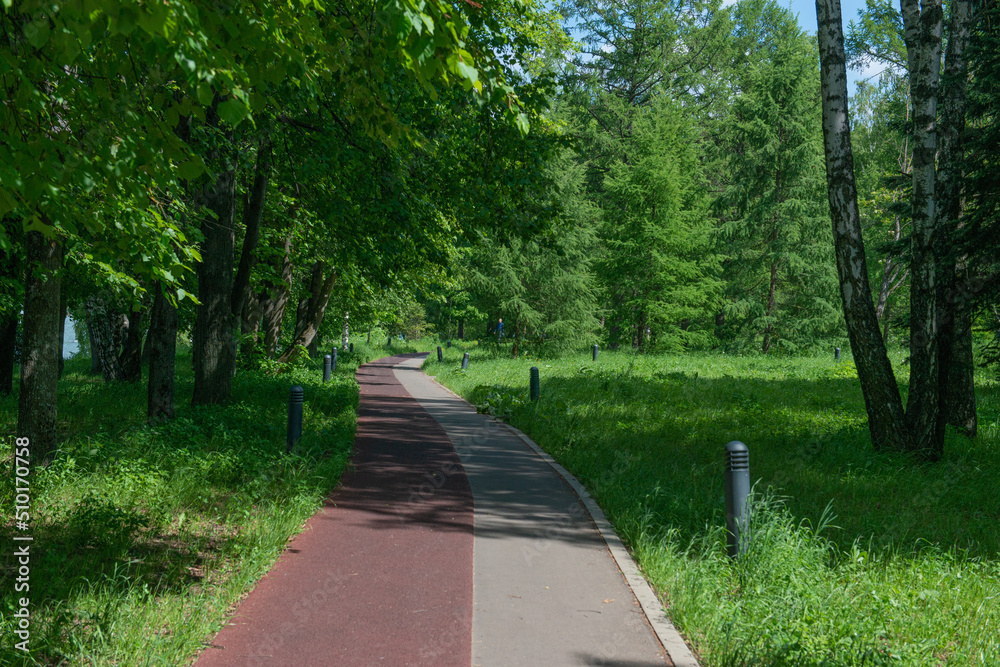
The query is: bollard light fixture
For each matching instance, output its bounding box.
[724,440,751,559]
[286,386,304,453]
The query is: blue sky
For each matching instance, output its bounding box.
[770,0,875,94]
[562,0,882,97]
[783,0,865,38]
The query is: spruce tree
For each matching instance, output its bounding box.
[599,97,722,351]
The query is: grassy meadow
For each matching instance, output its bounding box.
[0,341,394,666]
[425,344,1000,666]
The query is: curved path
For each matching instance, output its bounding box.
[197,353,676,666]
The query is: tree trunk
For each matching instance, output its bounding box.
[342,312,350,347]
[875,215,907,327]
[141,325,151,365]
[193,154,237,405]
[277,263,337,363]
[260,235,293,359]
[86,294,126,382]
[457,319,465,340]
[762,260,778,354]
[295,296,311,354]
[946,301,976,436]
[935,0,975,441]
[86,309,100,374]
[900,0,944,455]
[816,0,912,452]
[119,304,147,383]
[18,231,61,462]
[147,285,178,422]
[636,310,647,352]
[240,291,264,358]
[57,289,67,378]
[882,298,892,344]
[0,245,19,395]
[0,316,16,396]
[231,136,272,319]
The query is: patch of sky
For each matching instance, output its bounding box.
[560,0,884,97]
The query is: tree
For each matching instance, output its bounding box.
[815,0,975,456]
[559,0,727,350]
[961,0,1000,375]
[17,232,61,461]
[597,96,722,350]
[2,0,566,446]
[715,0,839,354]
[849,80,911,344]
[0,221,23,396]
[461,149,601,355]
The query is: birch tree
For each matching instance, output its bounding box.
[815,0,975,457]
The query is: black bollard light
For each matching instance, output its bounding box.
[349,342,354,354]
[461,352,469,370]
[332,347,338,372]
[437,346,443,362]
[322,355,331,383]
[530,366,540,402]
[834,347,841,362]
[593,344,599,362]
[724,441,751,558]
[447,340,452,348]
[286,386,304,453]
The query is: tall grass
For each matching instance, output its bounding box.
[426,346,1000,666]
[0,343,381,665]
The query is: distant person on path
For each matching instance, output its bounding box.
[495,318,504,339]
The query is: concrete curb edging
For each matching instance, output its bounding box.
[422,365,700,667]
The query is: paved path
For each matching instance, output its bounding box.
[197,353,673,666]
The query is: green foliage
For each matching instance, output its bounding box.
[963,0,1000,366]
[556,0,728,351]
[428,349,1000,665]
[459,148,601,355]
[850,78,913,342]
[598,96,722,351]
[846,0,907,73]
[713,0,841,354]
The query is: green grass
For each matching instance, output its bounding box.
[0,342,387,666]
[425,346,1000,666]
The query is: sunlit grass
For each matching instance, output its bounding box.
[426,346,1000,666]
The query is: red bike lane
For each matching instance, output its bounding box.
[196,354,474,666]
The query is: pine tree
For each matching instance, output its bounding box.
[461,149,602,356]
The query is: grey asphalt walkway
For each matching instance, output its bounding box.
[393,355,673,667]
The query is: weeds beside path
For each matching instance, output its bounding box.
[426,345,1000,666]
